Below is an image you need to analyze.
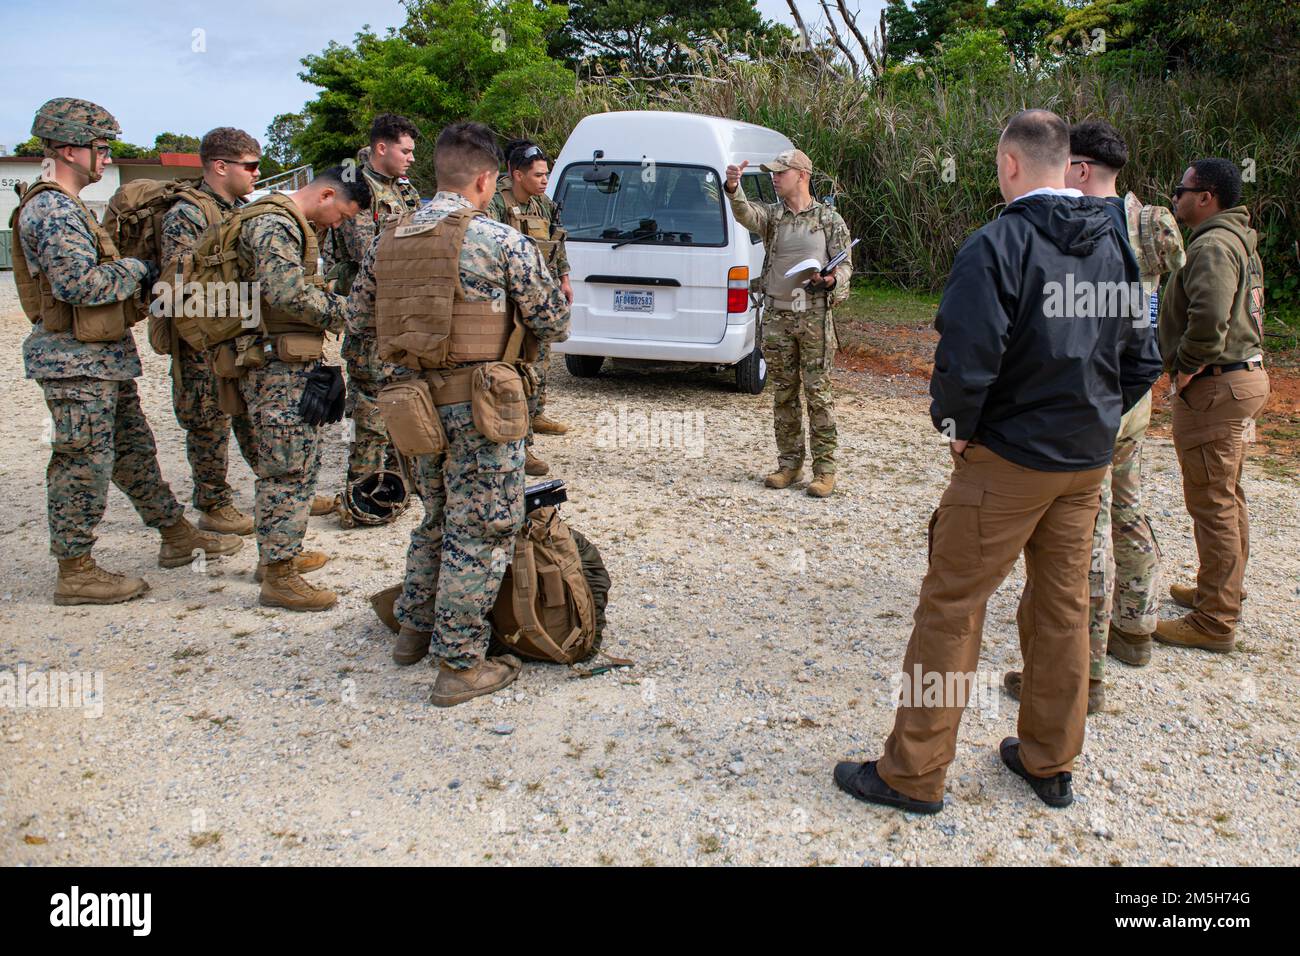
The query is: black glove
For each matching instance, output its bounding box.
[300,365,346,426]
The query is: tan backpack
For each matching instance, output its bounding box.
[102,179,219,349]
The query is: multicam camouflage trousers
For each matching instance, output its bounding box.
[174,343,256,511]
[764,308,838,475]
[524,340,551,449]
[1091,391,1159,678]
[343,329,391,484]
[238,360,324,564]
[40,376,184,559]
[395,402,526,669]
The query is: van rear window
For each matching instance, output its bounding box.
[555,163,727,247]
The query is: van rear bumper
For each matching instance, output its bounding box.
[553,321,755,365]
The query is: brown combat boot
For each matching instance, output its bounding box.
[392,626,432,666]
[54,555,149,606]
[259,559,337,612]
[531,413,569,435]
[1155,616,1233,653]
[158,517,243,568]
[1003,671,1104,715]
[525,449,550,476]
[806,473,836,498]
[197,503,254,536]
[1170,582,1247,609]
[253,550,329,583]
[309,495,337,517]
[764,466,803,489]
[430,654,522,707]
[1106,625,1152,666]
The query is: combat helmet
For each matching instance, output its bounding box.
[31,97,120,146]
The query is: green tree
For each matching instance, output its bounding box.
[264,113,307,167]
[294,0,573,190]
[564,0,775,75]
[153,132,201,154]
[884,0,991,61]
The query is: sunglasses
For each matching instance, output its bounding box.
[1173,185,1211,199]
[217,158,261,172]
[61,144,111,157]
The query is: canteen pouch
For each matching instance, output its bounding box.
[471,361,528,443]
[72,300,128,343]
[274,332,325,363]
[147,311,173,356]
[378,379,446,457]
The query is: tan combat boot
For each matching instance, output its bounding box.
[1106,625,1152,666]
[392,626,432,666]
[198,503,254,536]
[253,550,329,583]
[259,558,337,612]
[309,495,337,517]
[1170,582,1247,609]
[1003,671,1104,714]
[806,473,836,498]
[430,654,522,707]
[1154,616,1233,653]
[54,555,149,606]
[158,517,244,569]
[531,413,569,436]
[525,449,550,476]
[764,466,803,489]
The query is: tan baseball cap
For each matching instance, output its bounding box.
[761,149,812,174]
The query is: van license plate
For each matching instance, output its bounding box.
[613,290,654,313]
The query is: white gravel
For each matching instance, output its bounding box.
[1,272,1297,866]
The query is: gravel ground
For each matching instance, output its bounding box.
[1,273,1297,867]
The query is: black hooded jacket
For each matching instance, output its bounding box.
[930,194,1163,472]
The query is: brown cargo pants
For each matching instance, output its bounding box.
[1171,365,1270,639]
[878,443,1106,802]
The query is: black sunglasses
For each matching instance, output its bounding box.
[217,158,261,172]
[1173,185,1211,199]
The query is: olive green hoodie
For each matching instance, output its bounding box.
[1158,206,1265,374]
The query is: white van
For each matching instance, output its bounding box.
[547,111,794,393]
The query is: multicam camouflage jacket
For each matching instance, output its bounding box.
[19,188,151,381]
[727,188,853,310]
[346,190,569,381]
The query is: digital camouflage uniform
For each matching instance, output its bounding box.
[727,188,851,476]
[485,174,570,446]
[20,190,185,558]
[159,181,258,511]
[237,208,347,564]
[347,190,569,668]
[323,150,421,483]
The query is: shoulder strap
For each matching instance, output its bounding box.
[15,179,118,260]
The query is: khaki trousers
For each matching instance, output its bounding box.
[1171,366,1270,639]
[878,444,1106,802]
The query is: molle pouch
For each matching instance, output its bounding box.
[147,311,173,356]
[472,362,528,443]
[42,290,74,334]
[274,332,325,363]
[520,362,540,398]
[212,342,240,380]
[378,379,446,457]
[235,335,268,371]
[72,300,128,343]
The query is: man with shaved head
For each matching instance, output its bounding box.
[833,109,1161,814]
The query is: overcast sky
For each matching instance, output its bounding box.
[1,0,887,155]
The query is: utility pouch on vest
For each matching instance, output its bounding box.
[274,332,325,363]
[72,300,128,343]
[147,311,174,356]
[378,379,446,457]
[472,362,528,443]
[235,334,267,371]
[519,362,540,398]
[42,289,74,334]
[208,343,245,417]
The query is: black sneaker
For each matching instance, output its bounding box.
[833,760,944,815]
[999,737,1073,808]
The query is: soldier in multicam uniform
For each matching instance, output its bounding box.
[724,150,852,498]
[1004,120,1183,713]
[13,98,243,605]
[233,166,370,610]
[485,139,573,477]
[157,127,263,537]
[347,121,568,706]
[321,114,422,515]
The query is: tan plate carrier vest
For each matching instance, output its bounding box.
[374,207,531,403]
[243,193,328,337]
[9,180,133,341]
[500,193,564,276]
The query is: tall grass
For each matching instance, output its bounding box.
[526,54,1300,331]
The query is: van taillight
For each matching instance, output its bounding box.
[727,265,749,314]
